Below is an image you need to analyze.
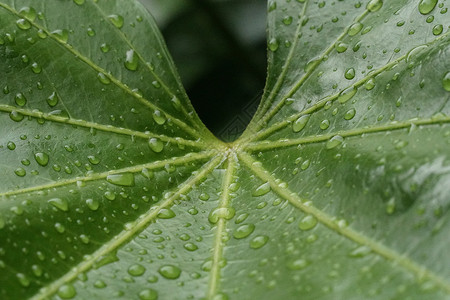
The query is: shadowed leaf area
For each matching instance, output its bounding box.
[0,0,449,299]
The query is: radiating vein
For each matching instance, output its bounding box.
[241,29,450,144]
[246,5,370,135]
[244,116,450,151]
[0,104,208,148]
[29,154,224,300]
[0,2,204,141]
[207,151,237,299]
[0,150,216,197]
[238,151,450,293]
[250,0,309,124]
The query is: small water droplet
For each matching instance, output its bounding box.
[15,93,27,107]
[97,72,111,85]
[292,114,310,132]
[298,215,318,230]
[252,182,271,197]
[100,43,110,53]
[158,208,176,219]
[344,68,355,80]
[158,265,181,279]
[349,245,371,257]
[54,222,65,233]
[208,207,236,224]
[287,259,308,270]
[326,135,344,149]
[152,110,166,125]
[344,108,356,120]
[268,38,279,52]
[51,29,69,43]
[418,0,437,14]
[365,78,375,90]
[35,152,49,166]
[16,273,30,287]
[148,138,164,153]
[184,242,198,251]
[7,141,16,150]
[337,86,357,103]
[128,264,146,276]
[124,49,138,71]
[18,6,37,21]
[86,198,100,211]
[106,173,135,187]
[46,92,59,107]
[31,264,43,277]
[88,155,100,165]
[320,119,330,130]
[108,14,124,29]
[15,168,26,177]
[73,0,85,5]
[16,18,31,30]
[57,284,76,299]
[335,42,348,53]
[48,198,69,211]
[233,224,255,239]
[138,289,158,300]
[348,22,363,36]
[442,71,450,91]
[249,235,269,249]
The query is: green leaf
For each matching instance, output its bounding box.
[1,0,449,299]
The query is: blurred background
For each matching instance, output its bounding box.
[139,0,267,142]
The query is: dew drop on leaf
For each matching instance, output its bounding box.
[158,265,181,279]
[128,264,146,276]
[268,38,279,52]
[48,198,69,211]
[14,168,26,177]
[344,68,355,80]
[298,215,318,230]
[106,173,135,187]
[108,14,124,29]
[16,19,31,30]
[252,182,271,197]
[292,114,310,132]
[320,119,330,130]
[14,93,27,107]
[158,208,176,219]
[16,273,30,287]
[97,72,111,85]
[57,283,76,299]
[51,29,69,43]
[326,135,344,149]
[148,138,164,153]
[152,110,166,125]
[337,86,357,104]
[367,0,383,12]
[18,6,37,21]
[208,207,236,224]
[138,288,158,300]
[233,224,255,239]
[47,92,59,107]
[85,198,100,211]
[348,22,363,36]
[287,259,308,270]
[34,152,49,166]
[442,71,450,91]
[344,108,356,120]
[418,0,438,14]
[124,49,139,71]
[249,235,269,249]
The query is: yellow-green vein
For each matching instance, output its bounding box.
[207,151,237,299]
[238,151,450,293]
[244,116,450,151]
[0,104,207,148]
[29,154,224,300]
[0,150,216,197]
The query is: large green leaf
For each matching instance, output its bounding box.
[1,0,449,299]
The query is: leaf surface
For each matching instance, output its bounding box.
[0,0,449,299]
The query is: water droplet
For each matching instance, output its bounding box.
[199,192,210,201]
[348,22,363,36]
[283,16,293,25]
[124,49,138,71]
[15,168,26,177]
[418,0,437,14]
[208,207,235,224]
[320,119,330,130]
[287,259,308,270]
[48,198,69,212]
[158,265,181,279]
[337,86,357,103]
[7,141,16,150]
[73,0,85,5]
[442,71,450,92]
[152,81,161,89]
[344,108,356,120]
[88,155,100,165]
[367,0,383,12]
[15,93,27,107]
[35,152,49,166]
[292,114,310,132]
[128,264,146,276]
[46,92,59,107]
[51,29,69,43]
[349,245,371,257]
[233,224,255,239]
[152,110,166,125]
[100,43,110,53]
[31,264,43,277]
[57,284,76,299]
[386,198,396,214]
[326,135,344,149]
[138,289,158,300]
[158,208,176,219]
[335,42,348,53]
[86,198,100,211]
[108,14,124,29]
[18,6,37,21]
[16,273,30,287]
[250,235,269,249]
[107,173,135,187]
[184,242,198,251]
[268,38,279,52]
[432,24,443,35]
[54,222,65,233]
[364,78,375,90]
[16,18,31,30]
[406,45,428,63]
[148,138,164,153]
[87,27,95,36]
[97,72,111,85]
[298,215,318,230]
[252,182,271,197]
[344,68,355,80]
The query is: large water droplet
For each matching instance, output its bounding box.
[107,173,135,186]
[35,152,49,166]
[108,14,124,29]
[326,135,344,149]
[18,6,37,21]
[47,92,59,107]
[152,110,166,125]
[418,0,437,14]
[367,0,383,12]
[348,22,363,36]
[292,114,310,132]
[15,93,27,107]
[124,49,138,71]
[86,198,100,211]
[337,86,357,103]
[298,215,318,230]
[250,235,269,249]
[16,19,31,30]
[51,29,69,43]
[158,208,176,219]
[233,224,255,239]
[344,108,356,120]
[442,71,450,92]
[148,138,164,153]
[138,289,158,300]
[158,265,181,279]
[57,284,76,299]
[48,198,69,211]
[268,38,279,52]
[252,182,271,197]
[128,264,146,276]
[344,68,355,80]
[208,207,235,224]
[15,168,26,177]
